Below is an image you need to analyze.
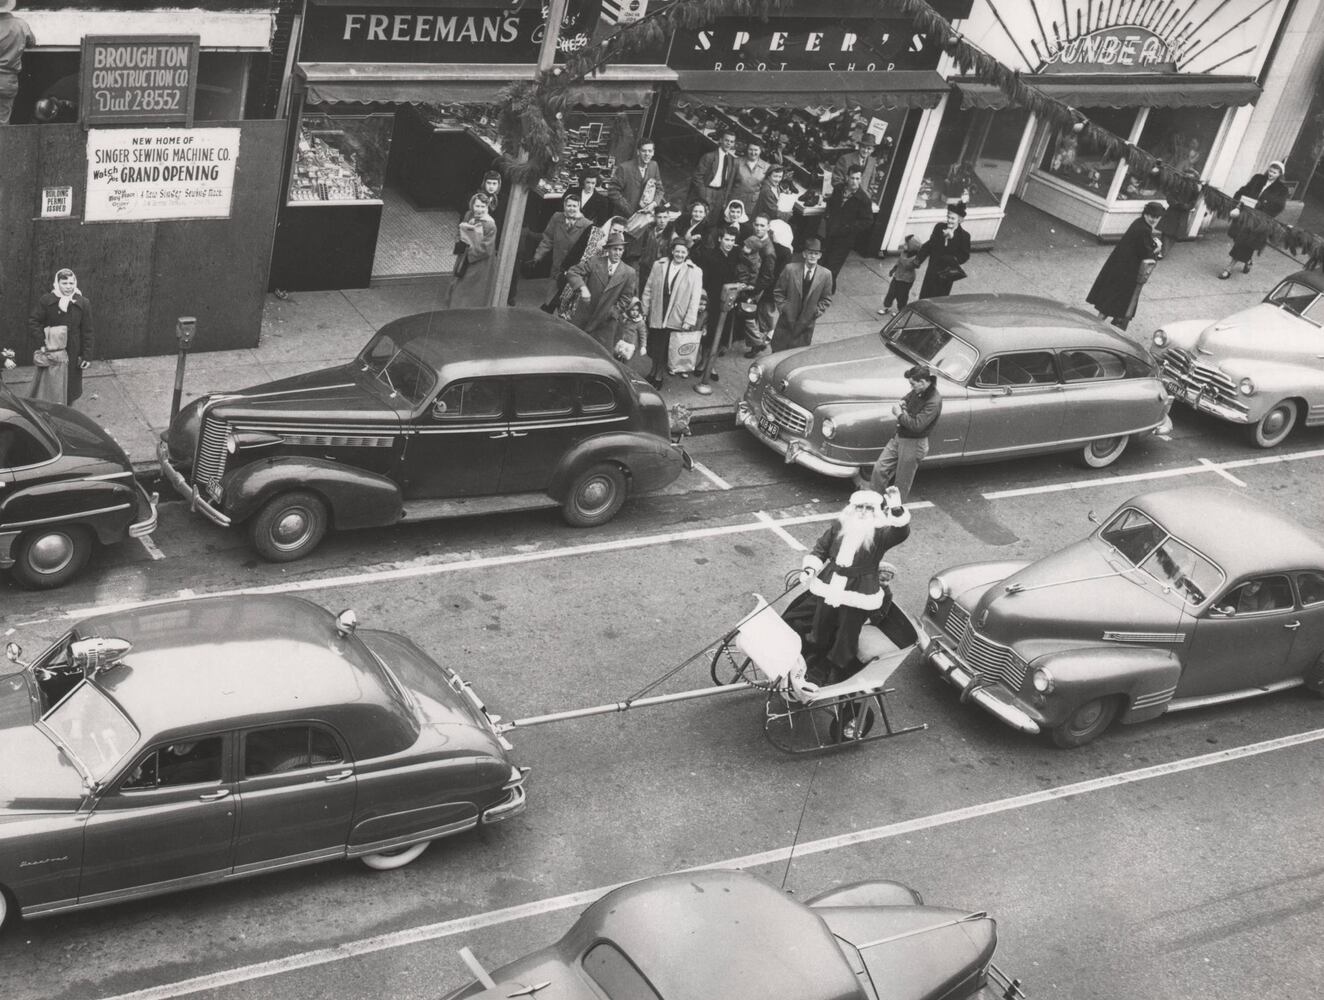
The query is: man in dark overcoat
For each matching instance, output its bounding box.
[821,165,874,290]
[564,232,637,350]
[1086,200,1164,330]
[765,238,833,355]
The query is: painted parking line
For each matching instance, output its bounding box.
[138,535,166,561]
[94,725,1324,1000]
[691,460,733,490]
[1198,457,1248,487]
[755,510,806,550]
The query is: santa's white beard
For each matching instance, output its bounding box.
[835,513,876,566]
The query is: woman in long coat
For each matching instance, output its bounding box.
[916,203,971,299]
[447,193,497,309]
[1085,201,1164,331]
[28,267,94,404]
[1221,160,1289,279]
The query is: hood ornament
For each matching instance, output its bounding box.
[977,608,990,627]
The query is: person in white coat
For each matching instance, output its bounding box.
[640,236,704,388]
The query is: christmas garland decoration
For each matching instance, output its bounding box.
[891,0,1324,265]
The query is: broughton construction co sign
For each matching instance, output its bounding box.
[80,35,200,127]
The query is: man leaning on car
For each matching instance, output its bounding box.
[859,364,943,502]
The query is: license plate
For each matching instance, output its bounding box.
[758,416,780,440]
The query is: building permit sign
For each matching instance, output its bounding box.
[85,128,240,223]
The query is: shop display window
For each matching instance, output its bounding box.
[1038,106,1139,196]
[288,110,394,204]
[1118,106,1224,200]
[917,104,1031,210]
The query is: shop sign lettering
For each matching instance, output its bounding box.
[80,35,199,127]
[670,18,941,72]
[85,128,240,223]
[1040,26,1178,74]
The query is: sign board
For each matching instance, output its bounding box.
[41,186,74,219]
[85,128,240,223]
[81,35,200,127]
[668,17,942,73]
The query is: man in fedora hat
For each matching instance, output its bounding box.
[565,231,637,351]
[0,1,35,124]
[764,237,833,355]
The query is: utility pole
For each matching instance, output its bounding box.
[487,0,568,307]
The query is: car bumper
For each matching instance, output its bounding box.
[129,481,160,538]
[157,440,232,527]
[1169,389,1250,425]
[920,616,1042,735]
[735,401,856,479]
[482,780,528,825]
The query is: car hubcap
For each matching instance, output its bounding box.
[1072,701,1103,732]
[1091,437,1121,458]
[579,477,610,511]
[272,508,311,547]
[1264,408,1288,435]
[28,532,75,575]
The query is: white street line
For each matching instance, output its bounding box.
[691,461,733,490]
[94,726,1324,1000]
[1198,457,1248,487]
[755,510,806,550]
[138,535,165,561]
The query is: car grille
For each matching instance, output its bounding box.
[940,602,1027,691]
[1159,348,1247,415]
[194,416,228,491]
[761,389,811,436]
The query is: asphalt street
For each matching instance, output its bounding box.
[3,406,1323,1000]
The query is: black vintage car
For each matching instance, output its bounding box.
[0,388,158,589]
[159,309,687,561]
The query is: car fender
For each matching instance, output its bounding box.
[1029,645,1182,725]
[547,431,683,498]
[805,879,923,908]
[0,478,138,545]
[1154,318,1209,352]
[932,561,1033,608]
[1219,361,1319,418]
[221,457,402,529]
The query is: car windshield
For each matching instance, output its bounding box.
[881,310,978,381]
[40,680,139,784]
[356,330,437,406]
[1265,279,1324,324]
[1098,508,1224,607]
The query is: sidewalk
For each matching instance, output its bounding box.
[4,199,1303,476]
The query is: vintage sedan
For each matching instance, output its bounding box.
[0,594,526,930]
[739,295,1171,478]
[159,308,686,561]
[1,386,157,589]
[922,486,1324,747]
[444,869,1025,1000]
[1153,269,1324,447]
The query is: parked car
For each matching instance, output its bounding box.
[159,309,687,561]
[739,294,1171,478]
[0,386,157,589]
[0,594,527,930]
[444,869,1025,1000]
[922,486,1324,747]
[1152,269,1324,447]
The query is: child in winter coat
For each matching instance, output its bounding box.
[880,234,922,315]
[615,296,647,364]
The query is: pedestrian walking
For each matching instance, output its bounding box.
[1221,160,1289,279]
[641,236,704,387]
[564,231,637,352]
[861,364,942,503]
[1156,169,1200,257]
[879,235,922,315]
[1085,200,1163,330]
[446,192,497,308]
[0,1,35,125]
[765,238,833,355]
[28,267,93,404]
[916,203,971,299]
[821,165,874,290]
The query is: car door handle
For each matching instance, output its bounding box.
[1284,621,1301,631]
[199,788,230,801]
[323,769,354,782]
[509,430,528,437]
[488,431,509,439]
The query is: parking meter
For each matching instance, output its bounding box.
[170,316,198,422]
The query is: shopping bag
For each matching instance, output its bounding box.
[668,328,702,374]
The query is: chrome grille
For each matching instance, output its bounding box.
[957,629,1026,691]
[194,417,228,491]
[761,390,811,436]
[1159,349,1246,414]
[942,602,971,646]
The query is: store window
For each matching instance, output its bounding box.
[1119,107,1224,200]
[289,109,393,204]
[918,103,1031,210]
[1038,107,1139,196]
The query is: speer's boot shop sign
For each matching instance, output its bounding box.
[669,18,944,73]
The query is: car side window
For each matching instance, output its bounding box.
[1296,571,1324,606]
[123,737,224,790]
[975,352,1058,388]
[580,376,619,414]
[514,375,576,419]
[582,942,662,1000]
[1219,576,1294,616]
[1059,349,1127,382]
[0,424,54,469]
[244,726,344,777]
[1301,296,1324,326]
[433,380,506,420]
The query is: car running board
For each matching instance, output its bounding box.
[1165,678,1304,713]
[400,492,560,522]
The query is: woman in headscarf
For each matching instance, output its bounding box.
[446,192,497,308]
[1221,160,1289,279]
[28,267,94,405]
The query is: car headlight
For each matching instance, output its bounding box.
[820,416,836,439]
[748,363,763,385]
[928,577,949,601]
[1238,377,1255,396]
[225,430,238,454]
[1031,667,1055,693]
[1152,328,1168,349]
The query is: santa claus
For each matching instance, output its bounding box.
[801,487,910,681]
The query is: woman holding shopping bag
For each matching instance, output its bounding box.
[28,267,94,405]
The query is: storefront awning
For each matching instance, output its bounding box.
[955,76,1261,110]
[674,70,947,110]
